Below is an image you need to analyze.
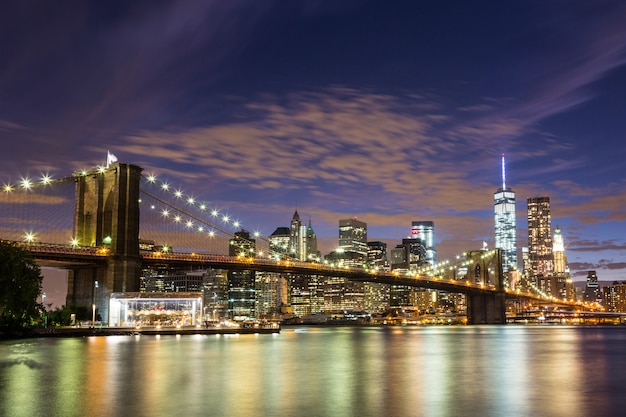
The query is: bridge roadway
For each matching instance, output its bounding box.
[16,241,575,306]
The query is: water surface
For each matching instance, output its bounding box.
[1,325,625,417]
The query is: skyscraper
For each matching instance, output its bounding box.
[411,221,436,265]
[552,226,568,274]
[304,219,320,261]
[228,230,256,320]
[289,210,301,259]
[494,154,517,272]
[339,218,368,256]
[269,227,290,259]
[527,196,553,277]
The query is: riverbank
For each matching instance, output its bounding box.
[1,325,280,339]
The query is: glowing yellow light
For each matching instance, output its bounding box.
[199,204,206,210]
[161,183,169,190]
[3,184,13,192]
[253,231,260,237]
[20,178,32,190]
[147,174,157,183]
[24,232,35,243]
[162,246,169,252]
[211,210,219,217]
[186,220,194,228]
[174,215,182,222]
[174,190,183,198]
[208,231,215,237]
[41,174,52,184]
[187,197,195,205]
[70,238,79,247]
[161,209,170,217]
[233,221,240,228]
[197,226,204,232]
[222,215,229,223]
[97,165,106,173]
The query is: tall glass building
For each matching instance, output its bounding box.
[494,154,517,272]
[411,221,436,265]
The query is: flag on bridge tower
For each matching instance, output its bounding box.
[106,151,118,168]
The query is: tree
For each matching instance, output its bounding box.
[0,241,43,328]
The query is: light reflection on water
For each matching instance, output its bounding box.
[2,326,626,417]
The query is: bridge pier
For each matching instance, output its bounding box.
[464,249,507,325]
[466,292,506,324]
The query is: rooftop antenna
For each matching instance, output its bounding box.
[501,153,506,190]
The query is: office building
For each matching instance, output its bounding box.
[411,221,436,265]
[527,196,553,277]
[339,218,368,256]
[227,230,256,320]
[552,226,568,274]
[494,154,517,272]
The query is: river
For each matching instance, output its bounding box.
[1,325,626,417]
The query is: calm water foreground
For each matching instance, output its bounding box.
[1,325,626,417]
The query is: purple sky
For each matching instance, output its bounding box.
[2,1,626,306]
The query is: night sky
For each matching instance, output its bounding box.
[2,1,626,304]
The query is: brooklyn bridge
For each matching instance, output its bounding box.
[1,161,589,325]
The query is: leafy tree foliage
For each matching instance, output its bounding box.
[0,241,43,327]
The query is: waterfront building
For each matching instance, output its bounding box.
[527,196,553,277]
[410,221,445,312]
[494,154,517,273]
[140,265,204,293]
[228,230,256,320]
[365,241,390,313]
[603,282,626,312]
[202,269,228,320]
[255,271,281,319]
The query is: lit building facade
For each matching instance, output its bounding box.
[289,210,301,259]
[365,241,390,312]
[583,271,602,305]
[603,282,626,312]
[269,227,290,259]
[411,221,436,265]
[527,196,553,277]
[552,226,568,274]
[227,230,256,320]
[339,218,368,256]
[494,155,517,272]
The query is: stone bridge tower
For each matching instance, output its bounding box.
[66,163,143,322]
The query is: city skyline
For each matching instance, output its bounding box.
[2,1,626,292]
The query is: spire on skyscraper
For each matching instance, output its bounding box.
[501,153,507,190]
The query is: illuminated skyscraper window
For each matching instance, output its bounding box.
[494,154,517,272]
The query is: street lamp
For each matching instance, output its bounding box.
[42,292,47,327]
[92,280,99,327]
